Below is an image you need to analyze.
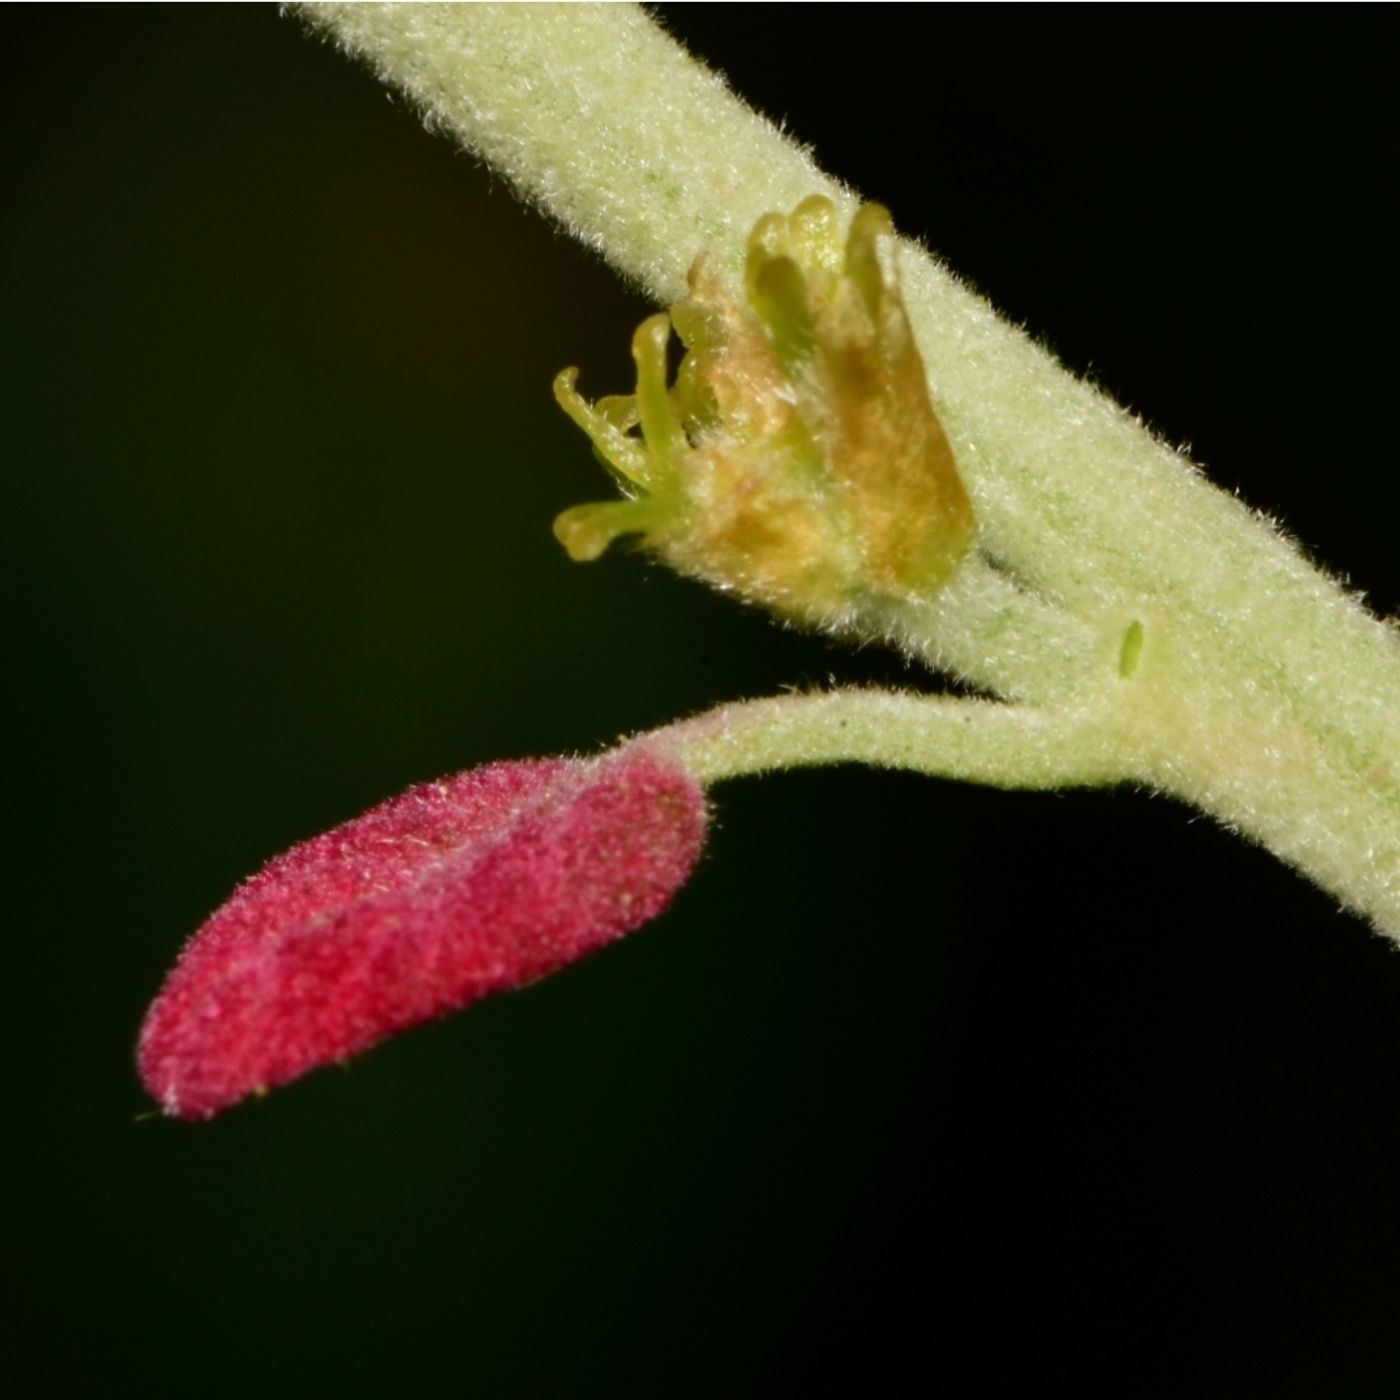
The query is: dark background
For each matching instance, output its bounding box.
[6,6,1398,1396]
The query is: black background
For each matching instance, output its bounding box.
[6,6,1399,1396]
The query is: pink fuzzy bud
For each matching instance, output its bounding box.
[138,747,707,1120]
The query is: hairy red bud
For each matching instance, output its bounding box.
[138,748,707,1120]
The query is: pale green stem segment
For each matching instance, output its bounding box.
[654,641,1400,939]
[655,690,1133,791]
[296,4,1400,939]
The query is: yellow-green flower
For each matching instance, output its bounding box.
[554,196,974,631]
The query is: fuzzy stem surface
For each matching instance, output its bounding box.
[296,3,1400,938]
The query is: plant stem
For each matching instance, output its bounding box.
[656,690,1134,791]
[295,3,1400,939]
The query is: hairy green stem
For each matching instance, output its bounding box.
[657,689,1134,790]
[296,3,1400,938]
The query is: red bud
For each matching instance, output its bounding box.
[138,747,706,1119]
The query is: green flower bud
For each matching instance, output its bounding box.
[554,196,974,630]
